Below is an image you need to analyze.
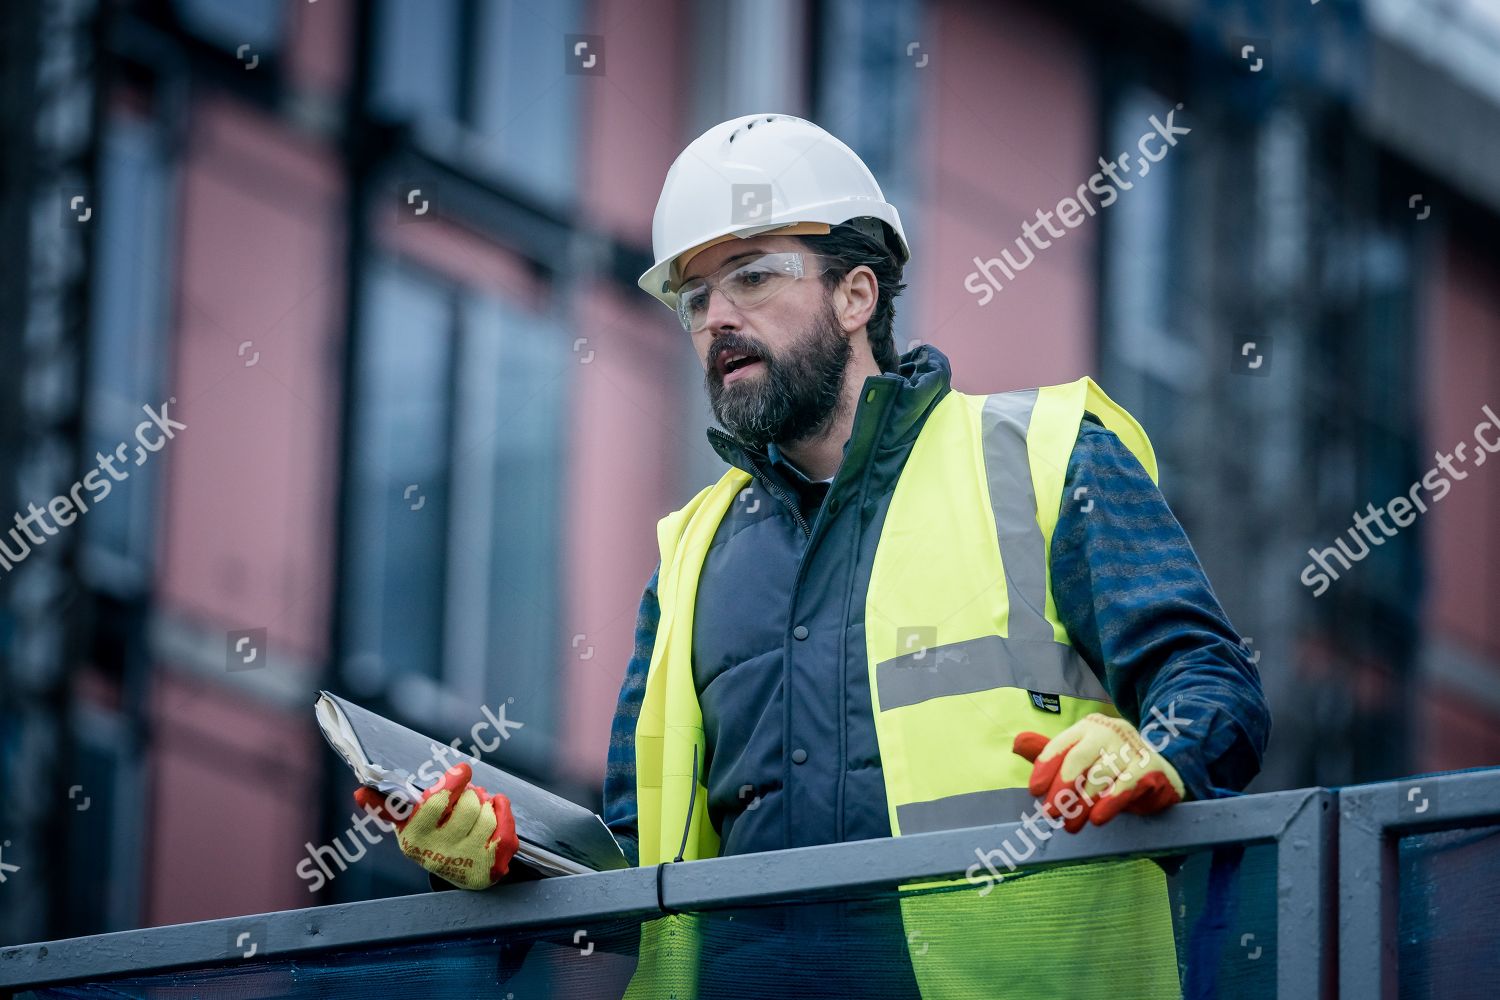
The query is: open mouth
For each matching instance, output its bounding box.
[717,351,765,382]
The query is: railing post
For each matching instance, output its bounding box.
[1338,781,1398,1000]
[1276,789,1337,999]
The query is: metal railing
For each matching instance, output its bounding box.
[0,771,1494,998]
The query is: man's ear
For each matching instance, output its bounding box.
[833,265,878,334]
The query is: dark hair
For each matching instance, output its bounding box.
[799,222,908,373]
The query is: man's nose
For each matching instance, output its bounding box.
[702,286,743,333]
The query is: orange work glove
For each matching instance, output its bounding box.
[354,763,520,890]
[1012,713,1186,833]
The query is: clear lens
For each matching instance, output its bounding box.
[675,252,808,332]
[677,283,711,331]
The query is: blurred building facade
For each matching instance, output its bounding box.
[1,0,1498,944]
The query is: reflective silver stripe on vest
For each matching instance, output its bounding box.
[875,633,1111,711]
[980,390,1053,641]
[895,786,1040,835]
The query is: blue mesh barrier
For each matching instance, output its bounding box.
[1397,824,1500,998]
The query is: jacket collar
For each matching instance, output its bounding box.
[705,342,954,480]
[765,440,835,485]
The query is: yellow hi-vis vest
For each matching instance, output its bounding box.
[626,377,1180,999]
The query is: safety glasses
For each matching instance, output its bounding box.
[674,252,823,333]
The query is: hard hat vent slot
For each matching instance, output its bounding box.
[730,115,787,143]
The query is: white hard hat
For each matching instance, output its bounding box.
[638,113,910,309]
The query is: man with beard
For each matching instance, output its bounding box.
[367,115,1270,998]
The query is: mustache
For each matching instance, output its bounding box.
[707,335,773,375]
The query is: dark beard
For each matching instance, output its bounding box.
[705,300,852,451]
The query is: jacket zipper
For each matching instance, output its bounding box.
[709,428,812,537]
[755,462,811,537]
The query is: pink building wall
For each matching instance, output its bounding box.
[560,0,693,782]
[558,284,685,782]
[146,675,319,924]
[1418,231,1500,772]
[157,96,345,662]
[148,95,345,923]
[579,0,689,243]
[914,0,1100,394]
[1424,236,1500,659]
[286,0,351,97]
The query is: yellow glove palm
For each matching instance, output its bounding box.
[1012,712,1186,832]
[355,763,519,890]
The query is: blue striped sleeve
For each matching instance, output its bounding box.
[601,563,658,868]
[1050,416,1271,801]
